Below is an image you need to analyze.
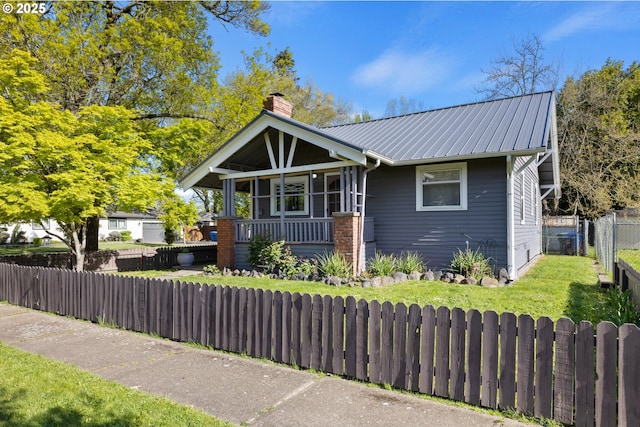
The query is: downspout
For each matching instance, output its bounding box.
[357,158,381,274]
[506,155,516,280]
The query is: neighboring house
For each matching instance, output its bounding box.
[180,92,560,279]
[3,211,164,244]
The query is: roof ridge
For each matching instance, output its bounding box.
[321,90,554,130]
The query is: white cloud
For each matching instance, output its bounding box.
[352,48,457,95]
[543,3,640,43]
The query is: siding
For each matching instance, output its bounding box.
[366,159,508,271]
[513,156,543,275]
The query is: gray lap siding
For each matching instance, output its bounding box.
[513,156,543,275]
[365,158,508,272]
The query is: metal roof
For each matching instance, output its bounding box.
[321,91,555,164]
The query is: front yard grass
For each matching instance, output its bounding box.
[136,255,607,324]
[0,342,231,426]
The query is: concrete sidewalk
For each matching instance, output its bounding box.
[0,303,530,426]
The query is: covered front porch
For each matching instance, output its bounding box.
[180,105,379,273]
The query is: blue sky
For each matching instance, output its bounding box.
[210,1,640,117]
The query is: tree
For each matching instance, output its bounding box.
[557,59,640,219]
[0,1,270,252]
[0,51,174,270]
[383,96,425,117]
[187,47,353,214]
[478,33,560,99]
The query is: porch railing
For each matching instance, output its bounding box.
[236,218,335,243]
[236,217,375,244]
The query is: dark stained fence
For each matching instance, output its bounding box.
[616,258,640,307]
[1,263,639,427]
[0,244,217,272]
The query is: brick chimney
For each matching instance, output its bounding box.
[263,92,292,118]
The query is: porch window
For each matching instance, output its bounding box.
[108,218,127,229]
[325,172,340,217]
[416,162,467,211]
[270,176,309,216]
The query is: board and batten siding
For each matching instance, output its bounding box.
[365,158,508,272]
[512,155,543,276]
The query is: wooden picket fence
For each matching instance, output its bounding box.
[1,262,639,426]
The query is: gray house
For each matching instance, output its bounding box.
[181,92,560,279]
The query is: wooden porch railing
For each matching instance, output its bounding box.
[235,217,375,244]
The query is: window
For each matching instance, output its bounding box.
[108,218,127,229]
[270,176,309,216]
[325,172,340,217]
[520,175,526,224]
[416,163,467,211]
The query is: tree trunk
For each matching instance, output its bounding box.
[86,215,99,252]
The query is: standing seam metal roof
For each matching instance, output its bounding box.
[321,91,554,163]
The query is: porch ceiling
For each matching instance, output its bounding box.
[181,111,368,190]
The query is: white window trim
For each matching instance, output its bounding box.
[270,175,309,216]
[520,175,526,225]
[416,162,467,211]
[108,218,127,229]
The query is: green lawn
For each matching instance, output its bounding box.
[0,342,232,427]
[130,255,608,324]
[618,249,640,271]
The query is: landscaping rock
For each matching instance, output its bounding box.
[499,268,510,283]
[392,271,408,283]
[453,274,465,284]
[423,270,435,281]
[241,269,251,277]
[233,269,241,276]
[408,271,421,281]
[443,272,454,283]
[463,276,478,285]
[434,270,443,281]
[327,276,343,286]
[361,280,371,288]
[480,276,499,288]
[381,276,395,286]
[223,267,233,276]
[371,277,382,287]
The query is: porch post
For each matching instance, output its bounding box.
[216,216,236,269]
[333,212,360,277]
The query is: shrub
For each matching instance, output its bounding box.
[32,237,43,246]
[317,251,353,278]
[10,225,26,244]
[450,248,493,279]
[0,228,10,244]
[163,228,176,245]
[202,264,221,275]
[248,233,273,269]
[607,288,640,326]
[120,230,132,241]
[397,251,426,274]
[367,251,396,277]
[108,231,122,241]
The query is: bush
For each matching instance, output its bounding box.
[317,251,353,278]
[202,264,221,275]
[32,237,43,246]
[120,230,132,241]
[107,231,122,241]
[0,228,9,244]
[607,288,640,326]
[397,251,425,274]
[450,248,493,279]
[164,228,176,245]
[248,233,273,269]
[367,251,396,277]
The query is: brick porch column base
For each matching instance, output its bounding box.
[216,217,236,269]
[333,212,360,277]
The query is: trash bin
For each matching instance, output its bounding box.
[209,231,217,242]
[557,232,580,255]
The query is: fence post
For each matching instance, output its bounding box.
[612,212,617,279]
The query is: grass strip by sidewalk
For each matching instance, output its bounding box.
[0,342,232,427]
